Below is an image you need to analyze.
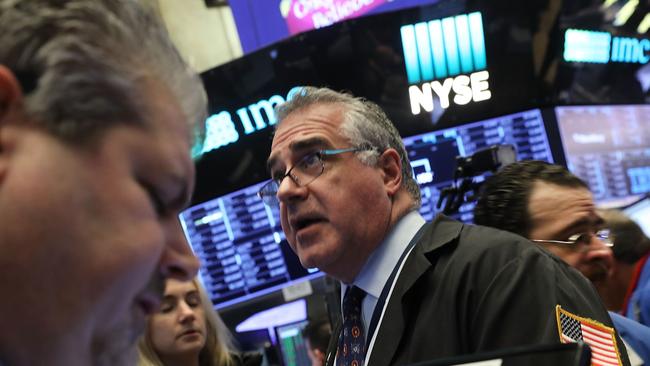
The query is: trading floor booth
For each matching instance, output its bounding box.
[180,0,650,364]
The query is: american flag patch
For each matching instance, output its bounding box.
[556,305,622,366]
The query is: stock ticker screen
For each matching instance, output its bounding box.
[275,320,311,366]
[180,108,554,308]
[405,108,554,222]
[180,181,321,309]
[556,105,650,205]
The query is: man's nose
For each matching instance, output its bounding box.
[586,236,614,268]
[276,174,308,204]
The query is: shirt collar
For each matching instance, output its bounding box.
[352,210,425,299]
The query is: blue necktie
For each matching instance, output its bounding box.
[337,286,367,366]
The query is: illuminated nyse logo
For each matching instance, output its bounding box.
[196,87,303,157]
[401,12,491,115]
[564,29,650,64]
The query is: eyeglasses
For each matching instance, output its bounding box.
[531,229,614,249]
[257,146,371,207]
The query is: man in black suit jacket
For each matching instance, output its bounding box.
[259,87,629,366]
[474,160,650,365]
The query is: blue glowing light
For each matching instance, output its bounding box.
[400,12,487,84]
[563,29,611,63]
[563,29,650,65]
[194,86,304,158]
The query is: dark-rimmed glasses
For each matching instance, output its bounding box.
[531,229,613,250]
[257,147,370,207]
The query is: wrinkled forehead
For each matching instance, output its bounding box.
[268,104,347,166]
[528,181,601,232]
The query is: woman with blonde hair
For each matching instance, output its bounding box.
[138,277,261,366]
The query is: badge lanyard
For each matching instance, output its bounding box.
[325,224,428,366]
[365,224,427,350]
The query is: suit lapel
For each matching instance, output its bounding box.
[366,216,463,366]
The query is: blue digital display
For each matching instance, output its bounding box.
[196,87,303,157]
[403,108,554,222]
[563,28,650,64]
[563,29,612,63]
[401,12,487,84]
[180,181,322,309]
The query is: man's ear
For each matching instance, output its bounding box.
[0,65,25,179]
[378,148,403,196]
[0,65,24,124]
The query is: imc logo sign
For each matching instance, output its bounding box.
[564,29,650,64]
[194,86,303,158]
[400,12,492,115]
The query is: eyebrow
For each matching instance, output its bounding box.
[266,136,330,172]
[163,290,199,299]
[561,215,604,238]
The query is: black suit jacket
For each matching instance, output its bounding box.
[326,215,629,366]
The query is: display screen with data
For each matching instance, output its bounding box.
[180,108,554,308]
[275,320,311,366]
[404,108,555,222]
[556,105,650,205]
[180,183,321,309]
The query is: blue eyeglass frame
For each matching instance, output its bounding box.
[257,146,369,205]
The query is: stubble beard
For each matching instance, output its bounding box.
[91,311,141,366]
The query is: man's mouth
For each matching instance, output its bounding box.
[583,261,610,283]
[294,217,325,231]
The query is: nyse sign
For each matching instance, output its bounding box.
[400,12,492,115]
[198,87,303,156]
[408,71,491,115]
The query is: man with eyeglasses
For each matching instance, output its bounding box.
[261,87,629,366]
[474,160,648,365]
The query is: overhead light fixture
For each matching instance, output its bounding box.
[613,0,639,26]
[602,0,617,9]
[638,13,650,33]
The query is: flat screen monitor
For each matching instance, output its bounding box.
[229,0,440,53]
[555,105,650,205]
[180,183,323,309]
[404,108,555,223]
[275,320,311,366]
[622,195,650,238]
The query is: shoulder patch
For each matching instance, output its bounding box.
[555,305,622,366]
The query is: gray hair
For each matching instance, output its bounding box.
[598,209,650,264]
[0,0,206,147]
[275,87,421,208]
